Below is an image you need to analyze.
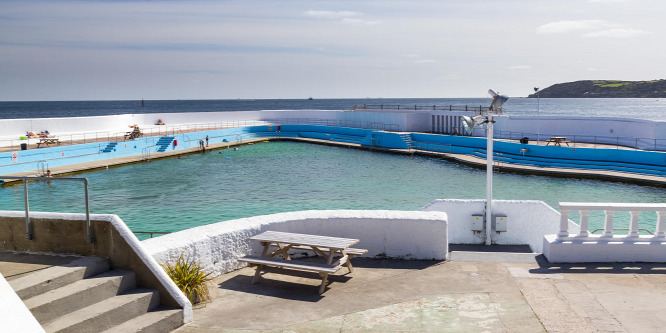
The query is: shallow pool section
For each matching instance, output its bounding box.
[1,141,665,239]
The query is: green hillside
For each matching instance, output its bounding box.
[528,80,666,98]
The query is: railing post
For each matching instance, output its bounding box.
[628,211,640,237]
[603,210,615,237]
[579,210,590,237]
[558,209,570,238]
[656,211,666,238]
[83,178,94,243]
[23,178,33,240]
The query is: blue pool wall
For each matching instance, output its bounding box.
[1,125,666,177]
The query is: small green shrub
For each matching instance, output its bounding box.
[161,254,213,305]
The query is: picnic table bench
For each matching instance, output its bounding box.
[238,231,367,294]
[546,136,569,146]
[37,138,60,148]
[124,129,142,140]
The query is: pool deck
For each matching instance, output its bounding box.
[5,247,666,332]
[2,135,665,187]
[171,248,666,332]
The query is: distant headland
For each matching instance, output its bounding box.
[528,79,666,98]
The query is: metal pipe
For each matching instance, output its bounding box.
[485,116,494,246]
[1,176,93,243]
[83,178,93,243]
[23,178,32,240]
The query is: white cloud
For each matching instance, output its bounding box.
[582,28,650,38]
[415,59,436,64]
[341,18,381,26]
[304,10,379,25]
[304,10,360,19]
[588,0,626,3]
[507,65,532,70]
[537,20,610,34]
[537,20,649,38]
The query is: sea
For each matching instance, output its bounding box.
[1,98,665,120]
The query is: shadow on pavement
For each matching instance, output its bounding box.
[530,254,666,275]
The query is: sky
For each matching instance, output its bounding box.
[0,0,664,101]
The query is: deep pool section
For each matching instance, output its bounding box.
[1,141,665,239]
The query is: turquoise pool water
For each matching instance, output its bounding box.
[1,141,665,239]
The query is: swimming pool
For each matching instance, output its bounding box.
[1,141,664,239]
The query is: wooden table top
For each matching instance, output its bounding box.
[250,231,359,250]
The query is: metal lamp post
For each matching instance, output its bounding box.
[461,90,509,246]
[534,87,540,143]
[485,90,509,245]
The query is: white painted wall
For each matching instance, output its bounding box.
[141,210,449,278]
[420,199,579,253]
[3,110,665,148]
[0,272,44,333]
[496,116,665,141]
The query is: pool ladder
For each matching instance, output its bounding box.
[493,153,504,172]
[36,160,49,176]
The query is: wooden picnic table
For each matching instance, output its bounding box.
[238,231,365,294]
[37,138,60,148]
[546,136,569,146]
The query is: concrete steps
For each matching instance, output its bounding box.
[42,289,160,333]
[10,256,110,300]
[7,254,183,332]
[24,270,137,324]
[100,307,184,333]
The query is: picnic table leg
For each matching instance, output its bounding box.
[252,242,272,284]
[318,248,335,294]
[343,250,354,273]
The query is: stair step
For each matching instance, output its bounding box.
[25,270,136,324]
[42,289,160,333]
[100,307,183,333]
[10,256,110,300]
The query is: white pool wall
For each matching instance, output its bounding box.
[141,210,449,277]
[420,199,580,252]
[0,110,425,140]
[495,116,665,142]
[4,109,665,144]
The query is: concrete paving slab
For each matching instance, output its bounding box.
[171,254,666,332]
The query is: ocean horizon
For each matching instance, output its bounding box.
[1,97,666,121]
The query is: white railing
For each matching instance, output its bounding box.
[558,202,666,240]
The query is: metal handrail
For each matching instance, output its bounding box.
[132,231,171,238]
[0,176,93,243]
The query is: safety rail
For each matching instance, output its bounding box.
[558,202,666,240]
[0,176,93,243]
[413,142,452,154]
[132,231,171,238]
[497,131,666,151]
[353,104,488,113]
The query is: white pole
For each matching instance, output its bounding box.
[485,114,494,246]
[537,90,540,143]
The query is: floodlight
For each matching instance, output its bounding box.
[488,89,509,113]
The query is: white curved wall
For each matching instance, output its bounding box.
[141,210,449,277]
[420,199,579,253]
[0,272,44,332]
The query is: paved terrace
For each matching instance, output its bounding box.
[5,246,666,332]
[174,247,666,332]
